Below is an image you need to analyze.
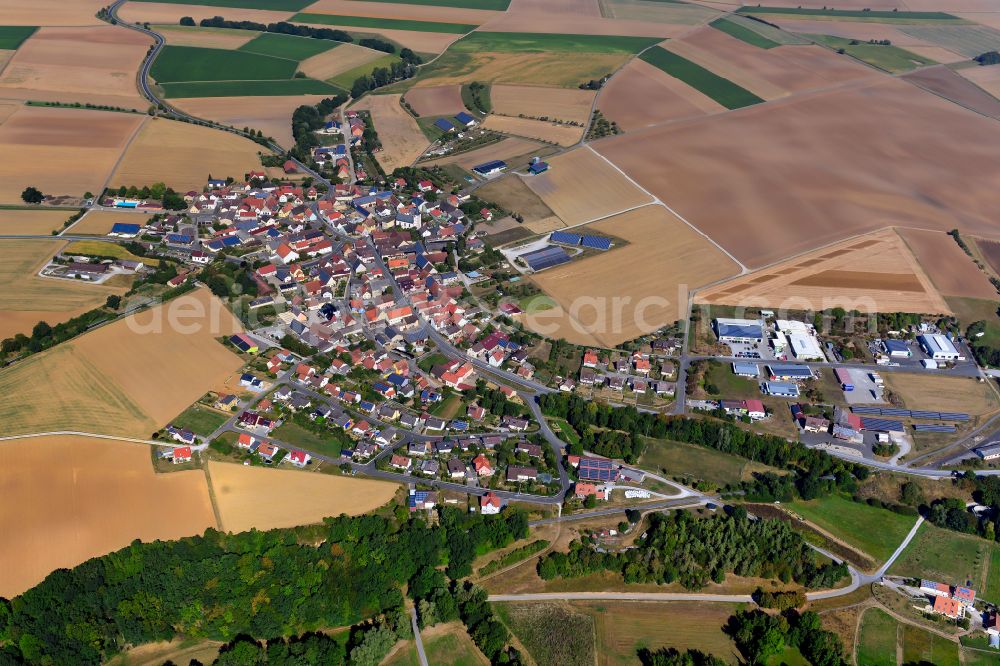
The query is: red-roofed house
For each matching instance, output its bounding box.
[288,450,311,467]
[481,492,502,515]
[574,482,606,500]
[473,454,493,477]
[932,595,964,619]
[173,446,192,464]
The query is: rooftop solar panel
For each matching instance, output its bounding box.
[580,235,612,251]
[550,231,582,245]
[522,245,571,271]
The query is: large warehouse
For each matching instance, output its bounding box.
[520,245,571,272]
[789,333,825,361]
[918,333,961,361]
[714,318,764,343]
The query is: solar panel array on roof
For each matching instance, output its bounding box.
[581,235,612,251]
[578,458,617,481]
[861,418,905,432]
[521,245,571,271]
[472,159,507,174]
[850,406,969,421]
[550,231,582,245]
[913,424,956,432]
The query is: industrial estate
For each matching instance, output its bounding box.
[4,0,1000,664]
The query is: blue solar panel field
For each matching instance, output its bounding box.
[580,235,612,251]
[550,231,582,245]
[521,246,571,271]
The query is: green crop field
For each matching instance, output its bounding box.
[856,608,897,666]
[450,31,661,54]
[807,34,935,73]
[0,26,37,50]
[132,0,314,9]
[888,522,988,587]
[902,624,960,666]
[738,6,961,21]
[787,494,917,564]
[332,0,510,10]
[294,13,476,34]
[151,45,296,83]
[639,46,764,109]
[239,32,339,60]
[327,53,401,89]
[710,17,780,48]
[168,404,229,437]
[159,78,341,98]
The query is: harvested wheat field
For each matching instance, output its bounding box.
[350,93,428,172]
[404,85,466,117]
[600,0,721,24]
[305,0,500,23]
[527,205,740,346]
[0,104,144,204]
[491,84,595,125]
[977,238,1000,276]
[0,26,151,107]
[482,0,684,37]
[0,434,216,598]
[0,288,245,438]
[417,52,632,89]
[959,63,1000,99]
[118,2,293,26]
[598,57,724,131]
[696,229,951,314]
[0,101,20,125]
[476,174,559,225]
[297,42,382,80]
[903,65,1000,120]
[0,209,71,236]
[208,461,399,533]
[0,0,106,26]
[0,239,130,340]
[112,117,270,192]
[66,210,155,236]
[664,26,879,100]
[885,374,1000,418]
[424,136,546,170]
[156,25,256,49]
[171,95,332,147]
[898,227,999,300]
[524,146,652,226]
[595,78,1000,269]
[483,114,583,146]
[0,50,14,75]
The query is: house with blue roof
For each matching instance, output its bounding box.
[109,222,141,238]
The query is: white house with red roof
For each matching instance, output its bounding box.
[481,492,502,515]
[172,446,192,464]
[287,450,311,467]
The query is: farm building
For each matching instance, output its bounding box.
[733,362,758,377]
[976,443,1000,460]
[455,112,476,127]
[789,334,824,361]
[550,231,582,246]
[580,235,612,251]
[528,161,549,175]
[762,381,799,397]
[521,245,571,272]
[766,364,813,381]
[578,457,619,482]
[108,222,141,238]
[919,334,961,361]
[472,160,507,177]
[884,339,912,357]
[714,318,763,343]
[434,118,456,133]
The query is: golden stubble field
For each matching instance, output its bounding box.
[0,239,130,341]
[696,229,954,314]
[0,288,245,438]
[482,114,584,146]
[524,146,652,226]
[350,94,429,172]
[0,26,152,108]
[0,105,145,204]
[0,209,72,235]
[0,0,107,26]
[595,78,1000,269]
[156,24,256,49]
[111,117,272,192]
[208,461,400,533]
[527,205,740,346]
[885,374,1000,417]
[171,95,333,148]
[491,84,596,125]
[403,85,466,117]
[897,227,999,300]
[298,42,386,81]
[65,210,156,236]
[0,434,216,598]
[480,0,685,37]
[416,52,631,89]
[118,2,293,25]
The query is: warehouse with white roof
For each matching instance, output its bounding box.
[918,333,960,361]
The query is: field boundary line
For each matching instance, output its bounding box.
[202,460,225,532]
[88,114,150,219]
[0,431,170,446]
[583,144,748,273]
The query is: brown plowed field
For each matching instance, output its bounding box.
[600,0,721,24]
[898,227,997,299]
[481,0,684,37]
[208,461,399,533]
[492,85,596,125]
[0,105,145,204]
[423,136,546,169]
[111,117,271,192]
[66,210,155,236]
[0,26,151,107]
[665,27,879,100]
[744,0,905,8]
[0,435,216,598]
[527,205,740,346]
[171,95,332,147]
[156,25,256,49]
[595,79,1000,269]
[695,229,951,314]
[0,209,72,236]
[524,146,652,226]
[475,175,558,224]
[350,93,428,172]
[1,0,106,26]
[597,57,724,131]
[977,238,1000,276]
[482,114,584,146]
[959,64,1000,99]
[118,2,293,25]
[0,288,245,438]
[905,65,1000,119]
[404,85,466,117]
[305,0,500,23]
[298,42,384,80]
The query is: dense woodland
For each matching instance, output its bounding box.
[0,509,527,664]
[537,508,848,590]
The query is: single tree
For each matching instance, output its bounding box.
[21,186,43,204]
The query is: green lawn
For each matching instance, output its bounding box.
[766,646,809,666]
[549,418,581,448]
[787,495,917,564]
[984,545,1000,603]
[0,26,37,50]
[168,404,230,437]
[738,6,961,21]
[902,624,960,666]
[638,437,779,488]
[270,421,347,458]
[807,34,936,73]
[418,352,449,373]
[151,45,297,83]
[856,608,897,666]
[328,53,401,89]
[639,46,764,110]
[888,522,988,588]
[450,31,660,54]
[294,13,476,34]
[430,394,464,419]
[710,17,780,48]
[159,78,342,98]
[132,0,313,9]
[947,296,1000,349]
[962,647,1000,666]
[703,361,758,399]
[239,32,339,60]
[332,0,510,10]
